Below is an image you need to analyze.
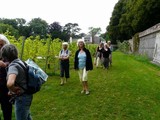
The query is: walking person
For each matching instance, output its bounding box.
[95,42,104,68]
[74,39,93,95]
[0,34,12,120]
[59,42,70,85]
[1,44,33,120]
[107,41,113,66]
[102,43,111,69]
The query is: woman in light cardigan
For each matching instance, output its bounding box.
[74,39,93,95]
[59,42,70,85]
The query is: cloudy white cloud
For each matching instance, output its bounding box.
[0,0,118,33]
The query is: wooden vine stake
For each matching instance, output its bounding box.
[45,36,51,72]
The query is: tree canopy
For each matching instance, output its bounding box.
[29,18,48,38]
[0,18,83,41]
[107,0,160,43]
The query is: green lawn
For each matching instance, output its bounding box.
[2,51,160,120]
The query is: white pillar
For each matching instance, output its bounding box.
[90,36,92,43]
[69,37,72,43]
[82,37,84,41]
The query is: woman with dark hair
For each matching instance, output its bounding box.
[74,39,93,95]
[102,43,111,69]
[0,34,12,120]
[107,41,113,66]
[95,42,104,67]
[1,44,33,120]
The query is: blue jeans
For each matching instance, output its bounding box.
[15,94,33,120]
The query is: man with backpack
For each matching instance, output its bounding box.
[59,42,70,85]
[1,44,33,120]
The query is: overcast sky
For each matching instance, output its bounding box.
[0,0,118,33]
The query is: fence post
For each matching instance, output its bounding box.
[45,37,51,72]
[20,37,25,60]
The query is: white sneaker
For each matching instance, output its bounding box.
[85,91,90,95]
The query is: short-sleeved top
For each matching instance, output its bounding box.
[7,59,27,93]
[78,52,87,69]
[59,49,70,59]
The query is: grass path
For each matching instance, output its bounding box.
[21,52,160,119]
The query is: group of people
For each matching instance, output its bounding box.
[95,41,113,69]
[59,39,113,95]
[0,34,113,120]
[0,34,32,120]
[59,39,93,95]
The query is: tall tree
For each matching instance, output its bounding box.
[28,18,48,38]
[0,18,18,29]
[101,32,110,41]
[15,18,31,37]
[48,22,62,40]
[107,0,160,43]
[0,23,19,37]
[107,0,127,42]
[63,23,81,38]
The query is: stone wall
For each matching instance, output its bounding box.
[128,38,133,52]
[153,32,160,63]
[138,23,160,61]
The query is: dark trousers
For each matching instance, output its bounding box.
[60,60,70,78]
[0,86,12,120]
[103,58,109,69]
